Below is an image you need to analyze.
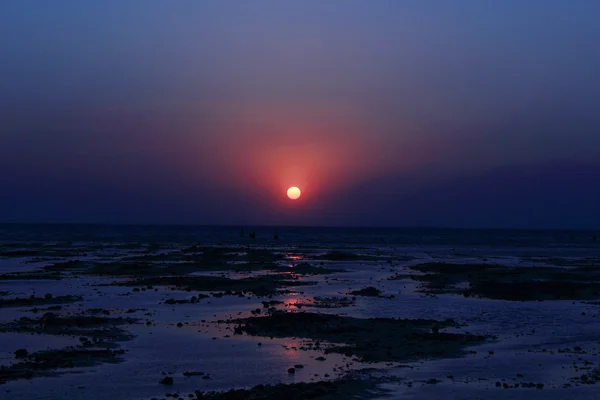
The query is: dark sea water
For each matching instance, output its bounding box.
[0,223,597,248]
[2,223,600,399]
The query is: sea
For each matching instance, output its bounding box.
[0,223,598,249]
[1,224,600,400]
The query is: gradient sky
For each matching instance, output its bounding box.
[1,1,600,228]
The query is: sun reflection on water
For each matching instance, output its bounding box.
[285,253,306,261]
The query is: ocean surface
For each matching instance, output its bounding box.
[1,224,600,400]
[0,223,598,248]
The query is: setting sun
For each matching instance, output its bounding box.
[287,186,301,200]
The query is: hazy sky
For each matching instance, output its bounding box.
[1,1,599,228]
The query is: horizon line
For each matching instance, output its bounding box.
[0,221,597,232]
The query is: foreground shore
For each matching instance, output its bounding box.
[2,235,600,399]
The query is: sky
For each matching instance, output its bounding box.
[1,1,600,228]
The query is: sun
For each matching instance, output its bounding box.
[287,186,301,200]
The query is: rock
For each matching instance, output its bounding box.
[183,371,205,376]
[160,376,174,385]
[288,367,295,374]
[15,348,28,358]
[176,322,183,328]
[349,287,382,297]
[315,356,326,361]
[294,364,304,369]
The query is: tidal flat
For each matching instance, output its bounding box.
[2,227,600,399]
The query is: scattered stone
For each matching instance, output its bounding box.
[226,311,486,362]
[14,349,28,358]
[261,300,284,308]
[183,371,205,377]
[164,295,209,305]
[348,287,382,297]
[406,262,600,301]
[107,274,315,297]
[0,295,83,308]
[1,348,126,384]
[188,378,380,399]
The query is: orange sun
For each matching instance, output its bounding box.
[287,186,301,200]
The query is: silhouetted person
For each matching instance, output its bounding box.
[249,231,256,239]
[594,234,597,243]
[273,230,279,240]
[240,228,244,238]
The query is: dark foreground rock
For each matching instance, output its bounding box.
[190,378,380,400]
[0,311,136,384]
[316,251,380,261]
[0,348,125,384]
[0,294,82,308]
[0,272,62,281]
[163,294,210,304]
[292,297,355,309]
[0,313,136,342]
[348,287,383,297]
[110,275,316,297]
[282,262,347,275]
[571,367,600,385]
[399,262,600,301]
[226,311,487,362]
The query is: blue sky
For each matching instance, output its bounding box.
[1,1,599,227]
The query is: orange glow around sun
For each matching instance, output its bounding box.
[287,186,301,200]
[200,102,403,213]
